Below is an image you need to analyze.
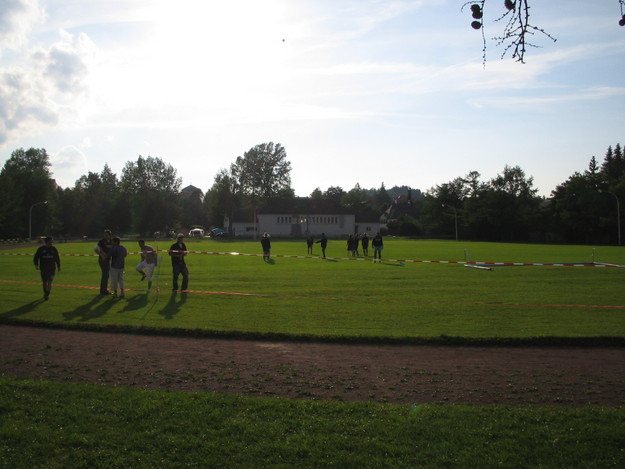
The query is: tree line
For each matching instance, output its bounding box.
[0,141,623,244]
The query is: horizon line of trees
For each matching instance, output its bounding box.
[0,141,623,245]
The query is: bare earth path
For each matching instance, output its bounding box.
[1,325,623,406]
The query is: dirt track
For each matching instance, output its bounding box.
[1,324,624,406]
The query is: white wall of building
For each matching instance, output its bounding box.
[227,213,379,238]
[258,213,355,238]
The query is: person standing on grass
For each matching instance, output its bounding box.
[33,236,61,301]
[347,234,354,257]
[169,233,189,291]
[306,235,314,255]
[136,239,157,291]
[361,233,369,256]
[108,237,127,298]
[261,232,271,262]
[372,232,384,262]
[95,229,113,295]
[316,233,328,258]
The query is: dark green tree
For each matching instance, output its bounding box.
[548,144,624,244]
[309,187,324,200]
[341,183,368,209]
[59,164,124,237]
[322,186,346,203]
[480,165,540,241]
[180,187,205,229]
[230,142,293,203]
[548,170,605,243]
[0,148,57,238]
[120,156,181,236]
[204,169,239,231]
[372,183,392,212]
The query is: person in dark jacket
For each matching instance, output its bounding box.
[361,233,369,256]
[95,229,113,295]
[107,236,127,298]
[261,232,271,262]
[169,234,189,291]
[34,236,61,300]
[372,232,384,262]
[315,233,328,258]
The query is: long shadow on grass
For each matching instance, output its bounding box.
[121,292,150,314]
[158,291,187,320]
[63,295,115,322]
[0,299,45,318]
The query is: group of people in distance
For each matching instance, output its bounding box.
[346,232,384,260]
[264,231,383,261]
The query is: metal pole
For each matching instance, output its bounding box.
[28,201,47,240]
[614,194,621,246]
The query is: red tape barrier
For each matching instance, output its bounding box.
[2,250,625,268]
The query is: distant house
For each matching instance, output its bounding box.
[180,185,202,197]
[224,198,381,238]
[380,192,418,230]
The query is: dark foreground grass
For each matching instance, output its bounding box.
[1,377,623,469]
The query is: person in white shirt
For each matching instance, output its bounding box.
[136,239,158,291]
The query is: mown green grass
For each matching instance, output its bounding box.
[2,239,625,467]
[1,377,623,469]
[1,239,624,340]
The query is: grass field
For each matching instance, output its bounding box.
[1,238,624,340]
[1,238,624,467]
[2,377,623,469]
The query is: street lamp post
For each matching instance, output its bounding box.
[29,200,48,240]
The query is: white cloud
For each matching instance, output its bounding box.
[0,29,96,146]
[50,144,88,187]
[0,0,45,53]
[31,30,95,94]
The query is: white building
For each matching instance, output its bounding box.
[224,198,380,238]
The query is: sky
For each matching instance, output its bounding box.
[1,0,624,198]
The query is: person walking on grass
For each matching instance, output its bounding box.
[372,232,384,262]
[33,236,60,301]
[95,229,113,295]
[261,232,271,262]
[169,233,189,292]
[316,233,328,258]
[108,237,127,298]
[361,233,369,256]
[136,239,157,291]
